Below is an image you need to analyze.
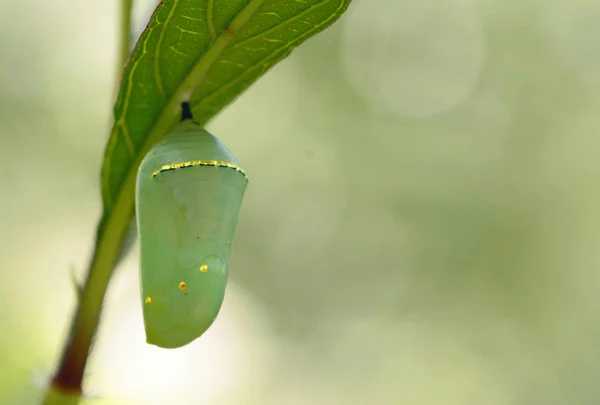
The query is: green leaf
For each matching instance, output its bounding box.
[102,0,351,210]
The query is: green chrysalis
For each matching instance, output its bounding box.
[136,102,248,349]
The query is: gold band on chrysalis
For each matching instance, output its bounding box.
[151,160,248,181]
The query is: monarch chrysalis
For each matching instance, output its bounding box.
[136,102,248,349]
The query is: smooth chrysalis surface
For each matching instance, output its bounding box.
[136,104,247,349]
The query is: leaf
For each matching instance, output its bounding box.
[101,0,351,211]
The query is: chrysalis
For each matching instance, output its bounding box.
[136,102,248,349]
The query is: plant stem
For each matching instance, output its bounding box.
[41,204,133,403]
[40,1,135,404]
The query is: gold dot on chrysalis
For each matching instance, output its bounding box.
[221,267,226,276]
[178,281,186,290]
[145,296,152,304]
[200,264,208,272]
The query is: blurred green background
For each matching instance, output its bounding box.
[3,0,600,404]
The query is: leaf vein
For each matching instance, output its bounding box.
[154,0,180,96]
[102,18,158,206]
[230,0,329,49]
[207,0,216,40]
[120,123,136,156]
